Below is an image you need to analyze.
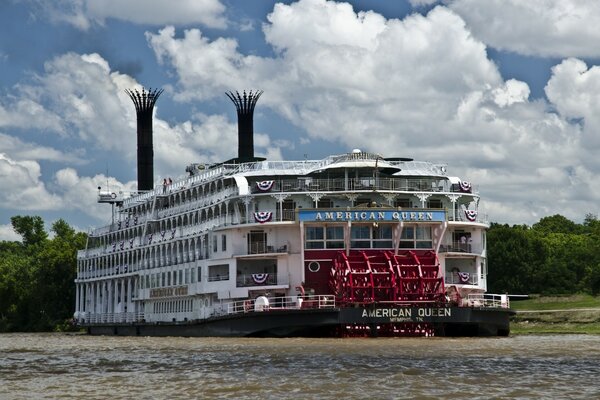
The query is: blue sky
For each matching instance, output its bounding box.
[1,0,600,240]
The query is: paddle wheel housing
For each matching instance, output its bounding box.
[329,250,445,306]
[329,250,445,337]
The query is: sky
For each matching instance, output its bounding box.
[1,0,600,240]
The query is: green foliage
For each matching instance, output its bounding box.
[0,216,86,332]
[488,214,600,296]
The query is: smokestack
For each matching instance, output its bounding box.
[126,88,163,191]
[226,90,263,162]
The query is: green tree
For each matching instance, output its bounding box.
[532,214,581,235]
[10,216,48,248]
[0,216,86,332]
[487,223,546,294]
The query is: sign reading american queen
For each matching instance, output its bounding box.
[298,209,446,223]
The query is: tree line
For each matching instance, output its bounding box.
[487,214,600,295]
[0,216,86,332]
[0,213,599,332]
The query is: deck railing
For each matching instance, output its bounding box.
[221,294,336,316]
[465,293,510,309]
[445,272,480,285]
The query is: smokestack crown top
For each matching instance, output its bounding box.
[126,87,164,112]
[226,90,263,115]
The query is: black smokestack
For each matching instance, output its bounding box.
[126,88,163,191]
[226,90,263,162]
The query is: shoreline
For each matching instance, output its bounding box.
[510,295,600,334]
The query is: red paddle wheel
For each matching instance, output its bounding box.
[329,249,445,337]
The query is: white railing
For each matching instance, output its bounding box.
[82,311,144,324]
[465,293,510,309]
[445,272,480,285]
[221,294,336,316]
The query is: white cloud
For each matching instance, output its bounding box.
[545,58,600,164]
[0,153,62,210]
[446,0,600,57]
[29,0,227,30]
[54,168,135,222]
[146,0,600,224]
[0,224,21,242]
[0,132,85,164]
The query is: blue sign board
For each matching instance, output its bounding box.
[298,209,446,223]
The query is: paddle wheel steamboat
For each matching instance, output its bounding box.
[74,89,513,337]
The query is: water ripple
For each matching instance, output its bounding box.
[1,333,600,399]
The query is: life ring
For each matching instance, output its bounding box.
[111,193,117,199]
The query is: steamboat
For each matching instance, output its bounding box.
[74,89,513,337]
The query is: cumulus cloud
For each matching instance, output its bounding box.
[0,224,21,242]
[54,168,135,222]
[0,153,61,211]
[445,0,600,57]
[546,58,600,164]
[145,0,600,224]
[148,4,501,150]
[28,0,227,30]
[0,133,86,164]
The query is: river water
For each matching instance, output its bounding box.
[1,333,599,399]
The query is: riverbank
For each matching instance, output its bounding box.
[510,294,600,334]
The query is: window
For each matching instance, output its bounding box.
[318,198,333,208]
[373,225,393,248]
[400,227,414,248]
[308,261,321,272]
[197,266,202,282]
[305,226,324,249]
[416,226,433,248]
[351,225,370,248]
[400,225,433,249]
[395,198,411,208]
[213,235,218,253]
[326,226,344,248]
[221,234,227,252]
[427,199,443,209]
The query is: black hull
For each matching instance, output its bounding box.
[84,306,514,338]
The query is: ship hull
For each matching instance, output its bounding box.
[84,306,514,338]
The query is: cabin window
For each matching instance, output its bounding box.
[395,198,411,208]
[400,225,433,249]
[427,199,443,209]
[400,227,414,248]
[351,225,371,248]
[373,225,393,248]
[415,226,433,248]
[318,198,333,208]
[325,226,344,249]
[305,226,324,249]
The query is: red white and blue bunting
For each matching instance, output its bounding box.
[458,272,471,284]
[465,209,478,222]
[252,273,269,284]
[254,211,273,223]
[256,180,275,192]
[459,181,472,193]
